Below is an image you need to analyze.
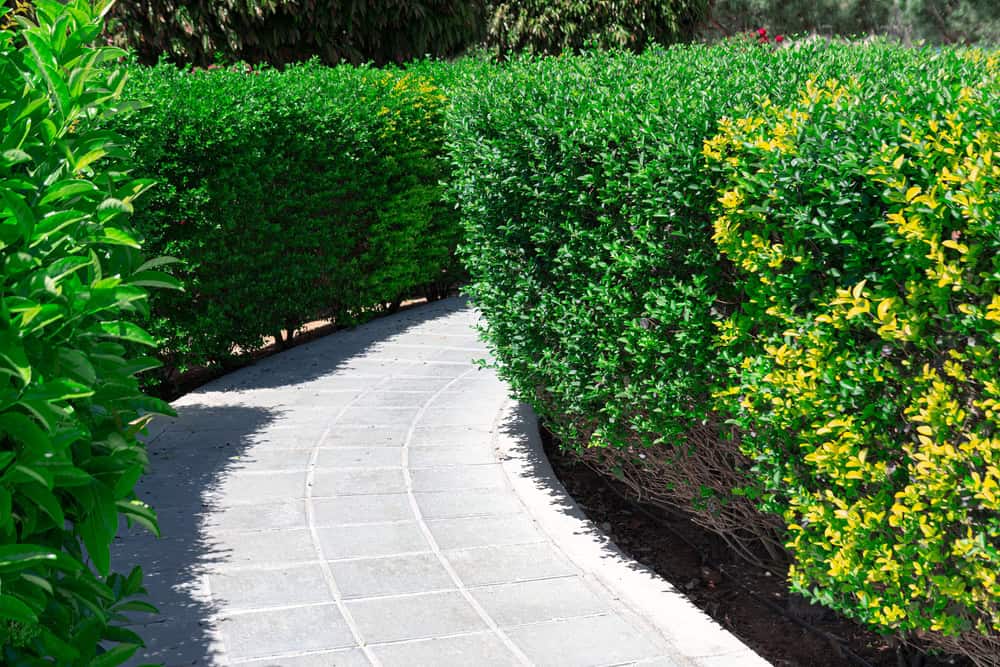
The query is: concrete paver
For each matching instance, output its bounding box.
[114,298,768,666]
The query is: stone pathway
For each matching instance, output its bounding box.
[114,298,768,667]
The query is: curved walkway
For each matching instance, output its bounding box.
[114,298,768,667]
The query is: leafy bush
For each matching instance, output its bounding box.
[485,0,707,55]
[446,39,895,559]
[447,37,1000,657]
[0,0,175,663]
[108,0,485,67]
[110,62,460,375]
[708,49,999,642]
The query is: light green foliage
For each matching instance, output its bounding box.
[0,1,178,663]
[708,49,1000,638]
[109,63,460,376]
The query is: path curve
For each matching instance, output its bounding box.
[114,298,768,667]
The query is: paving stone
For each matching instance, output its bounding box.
[214,471,306,502]
[316,447,402,469]
[410,425,494,447]
[321,427,408,448]
[407,444,497,467]
[336,406,420,428]
[238,648,371,667]
[445,542,576,586]
[426,514,541,550]
[345,591,486,643]
[470,576,609,627]
[507,614,662,667]
[394,363,475,379]
[379,377,455,392]
[413,489,522,519]
[311,494,413,525]
[229,448,313,471]
[217,604,356,662]
[312,468,406,496]
[371,632,520,667]
[330,553,454,599]
[409,464,506,492]
[352,391,433,408]
[316,522,429,560]
[205,529,317,569]
[202,500,306,533]
[416,408,494,428]
[209,564,332,611]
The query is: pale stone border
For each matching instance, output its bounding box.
[494,401,772,667]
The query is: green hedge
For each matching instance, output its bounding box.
[446,39,999,654]
[0,1,175,663]
[709,52,1000,640]
[109,62,461,376]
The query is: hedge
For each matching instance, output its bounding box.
[709,51,1000,644]
[108,61,461,377]
[446,38,999,657]
[0,1,176,663]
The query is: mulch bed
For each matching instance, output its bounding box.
[540,426,970,667]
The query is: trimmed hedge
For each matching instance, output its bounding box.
[109,62,461,376]
[446,38,999,655]
[0,1,175,663]
[709,52,1000,640]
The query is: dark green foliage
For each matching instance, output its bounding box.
[110,62,460,373]
[108,0,486,67]
[0,1,176,663]
[485,0,708,55]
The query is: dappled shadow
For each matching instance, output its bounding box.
[113,297,476,665]
[195,297,475,393]
[113,404,282,666]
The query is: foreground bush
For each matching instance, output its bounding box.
[108,0,485,67]
[708,51,999,647]
[0,1,174,663]
[110,62,460,374]
[447,38,999,657]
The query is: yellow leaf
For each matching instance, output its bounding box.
[852,280,868,300]
[892,155,905,170]
[905,186,921,203]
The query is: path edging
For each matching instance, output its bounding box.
[494,400,772,667]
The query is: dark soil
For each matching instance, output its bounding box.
[540,427,971,667]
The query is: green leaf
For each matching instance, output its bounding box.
[2,189,37,241]
[128,270,182,291]
[97,321,157,347]
[40,179,99,205]
[0,545,61,572]
[98,227,140,248]
[0,594,39,624]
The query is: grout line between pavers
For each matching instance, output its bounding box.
[304,374,398,667]
[400,366,535,667]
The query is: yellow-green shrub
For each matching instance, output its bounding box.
[709,50,1000,640]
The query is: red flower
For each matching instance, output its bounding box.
[756,27,767,37]
[775,34,784,43]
